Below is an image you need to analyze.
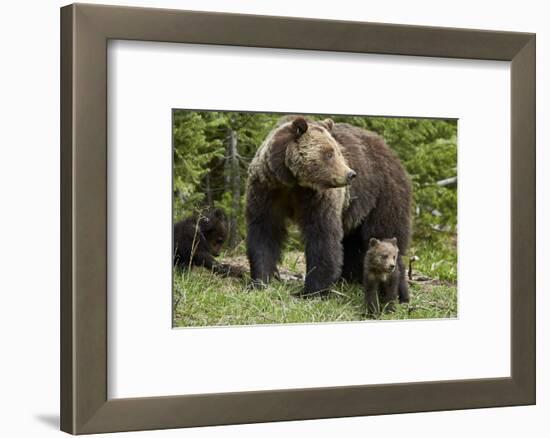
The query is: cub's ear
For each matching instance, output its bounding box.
[292,117,308,137]
[389,237,398,246]
[320,118,334,131]
[369,238,380,248]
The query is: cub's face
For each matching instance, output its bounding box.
[200,209,228,257]
[366,238,399,273]
[284,117,356,191]
[205,224,226,257]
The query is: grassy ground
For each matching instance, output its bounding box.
[173,239,457,327]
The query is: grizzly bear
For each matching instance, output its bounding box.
[363,238,400,314]
[245,116,411,298]
[173,208,244,277]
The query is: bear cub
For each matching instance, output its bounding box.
[173,208,244,277]
[363,237,401,314]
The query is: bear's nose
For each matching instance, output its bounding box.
[389,264,396,270]
[346,170,357,182]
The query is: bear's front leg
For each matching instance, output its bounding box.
[302,214,343,296]
[364,279,381,315]
[379,279,399,313]
[246,208,287,287]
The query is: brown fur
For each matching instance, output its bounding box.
[363,238,400,314]
[246,116,411,297]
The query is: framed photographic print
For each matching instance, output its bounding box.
[60,3,536,435]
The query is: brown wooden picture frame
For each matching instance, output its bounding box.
[60,3,536,435]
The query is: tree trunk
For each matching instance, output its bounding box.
[204,172,213,207]
[227,129,240,249]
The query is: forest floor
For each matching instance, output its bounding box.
[173,242,457,327]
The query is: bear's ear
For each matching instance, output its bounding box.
[267,124,298,186]
[369,238,380,248]
[389,237,398,246]
[292,117,308,137]
[320,118,334,131]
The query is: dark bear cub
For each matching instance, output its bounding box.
[363,238,401,314]
[173,208,244,277]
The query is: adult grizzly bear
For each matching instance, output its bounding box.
[245,116,411,299]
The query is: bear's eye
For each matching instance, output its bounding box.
[324,151,334,160]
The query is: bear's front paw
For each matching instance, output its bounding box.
[292,289,329,299]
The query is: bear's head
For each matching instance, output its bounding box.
[199,208,228,257]
[267,116,356,190]
[366,238,399,274]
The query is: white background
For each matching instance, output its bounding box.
[109,41,510,398]
[0,0,547,437]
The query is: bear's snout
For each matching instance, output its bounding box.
[330,167,355,188]
[346,170,357,182]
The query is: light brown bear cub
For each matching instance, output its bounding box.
[363,237,400,314]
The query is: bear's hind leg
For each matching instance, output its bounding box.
[397,255,410,303]
[342,229,364,283]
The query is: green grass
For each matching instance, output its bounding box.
[173,242,457,327]
[409,235,457,283]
